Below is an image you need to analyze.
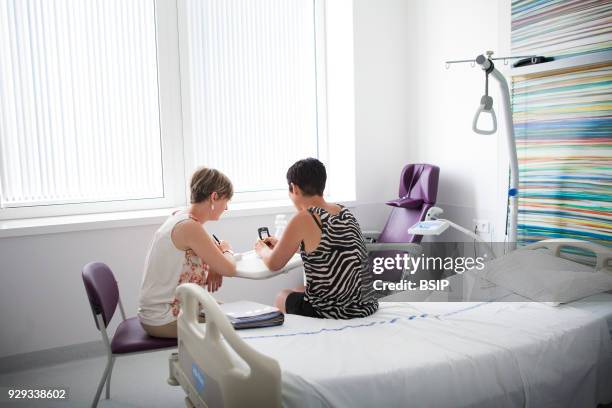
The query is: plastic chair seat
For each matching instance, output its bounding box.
[110,317,177,354]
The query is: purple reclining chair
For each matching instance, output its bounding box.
[379,163,439,243]
[82,262,176,407]
[364,163,440,288]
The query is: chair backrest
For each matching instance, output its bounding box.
[82,262,119,330]
[378,163,440,243]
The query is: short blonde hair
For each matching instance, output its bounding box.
[190,167,233,204]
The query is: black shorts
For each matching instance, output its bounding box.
[285,292,318,318]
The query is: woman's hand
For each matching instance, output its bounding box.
[254,239,271,256]
[254,237,277,253]
[206,270,223,292]
[217,240,233,254]
[264,236,278,249]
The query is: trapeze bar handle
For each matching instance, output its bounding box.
[472,95,497,135]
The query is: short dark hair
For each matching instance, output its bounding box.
[286,158,326,196]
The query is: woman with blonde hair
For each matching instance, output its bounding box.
[138,167,236,338]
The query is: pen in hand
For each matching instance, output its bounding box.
[214,234,234,256]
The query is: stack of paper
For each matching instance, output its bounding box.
[201,301,284,330]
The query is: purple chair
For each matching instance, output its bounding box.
[364,164,440,287]
[379,163,440,243]
[82,262,176,407]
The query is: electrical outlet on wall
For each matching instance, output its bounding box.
[473,219,490,234]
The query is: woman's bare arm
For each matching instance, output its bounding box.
[172,220,236,277]
[255,211,312,271]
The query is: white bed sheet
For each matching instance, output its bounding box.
[237,294,612,408]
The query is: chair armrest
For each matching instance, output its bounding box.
[366,243,423,256]
[385,197,424,209]
[362,230,381,242]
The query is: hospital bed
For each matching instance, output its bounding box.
[168,239,612,408]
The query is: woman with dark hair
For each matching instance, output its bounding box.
[255,158,378,319]
[138,167,237,338]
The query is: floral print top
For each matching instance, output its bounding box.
[170,248,210,317]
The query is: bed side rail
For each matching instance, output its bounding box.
[175,283,282,408]
[523,239,612,273]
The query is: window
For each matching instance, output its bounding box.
[179,0,327,201]
[0,0,184,218]
[0,0,354,220]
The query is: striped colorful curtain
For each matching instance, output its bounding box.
[512,0,612,59]
[512,62,612,246]
[511,0,612,248]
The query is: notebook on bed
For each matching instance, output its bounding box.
[200,301,284,330]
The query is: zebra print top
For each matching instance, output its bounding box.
[301,205,378,319]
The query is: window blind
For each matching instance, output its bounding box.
[0,0,163,208]
[182,0,320,194]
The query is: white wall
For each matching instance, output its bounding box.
[354,0,417,203]
[352,0,417,229]
[0,0,512,358]
[404,0,512,243]
[354,0,512,244]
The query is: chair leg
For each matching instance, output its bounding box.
[92,354,113,408]
[105,356,116,399]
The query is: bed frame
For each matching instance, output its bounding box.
[168,281,282,408]
[523,238,612,273]
[167,238,612,408]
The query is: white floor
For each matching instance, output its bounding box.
[0,350,186,407]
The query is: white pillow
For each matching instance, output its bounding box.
[476,249,612,306]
